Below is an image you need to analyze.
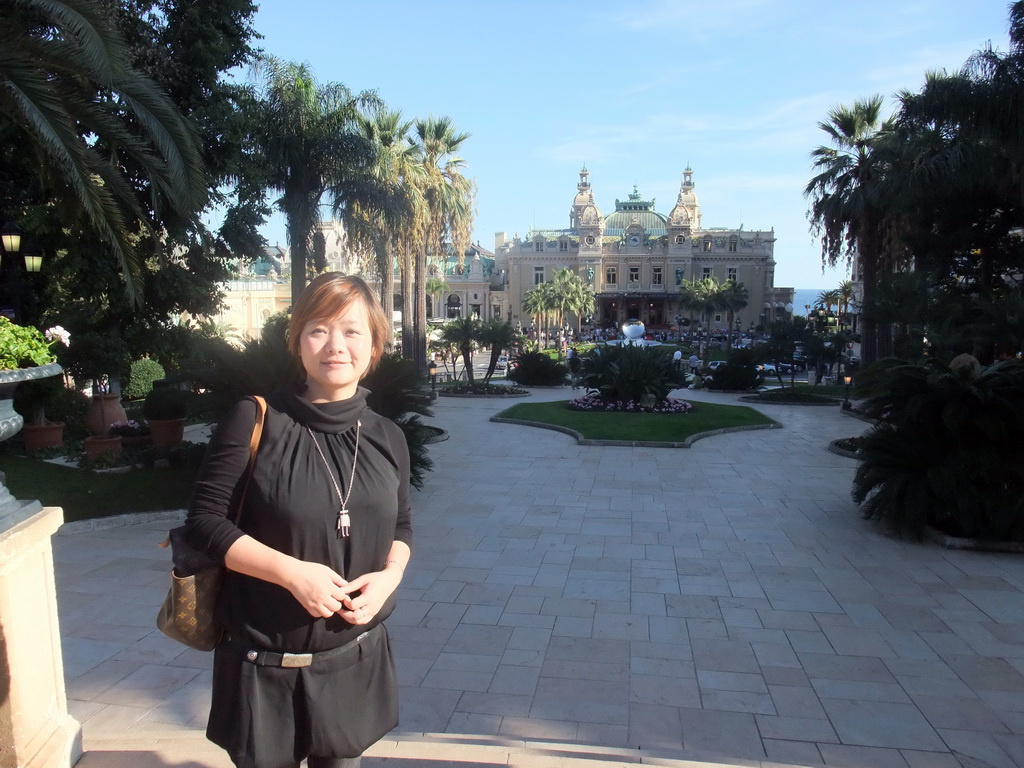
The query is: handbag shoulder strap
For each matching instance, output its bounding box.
[231,395,267,525]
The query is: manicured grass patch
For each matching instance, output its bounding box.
[748,388,838,404]
[763,381,845,397]
[0,454,199,523]
[495,400,773,442]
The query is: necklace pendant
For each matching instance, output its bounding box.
[337,509,351,538]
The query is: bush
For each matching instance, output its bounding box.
[579,344,682,405]
[49,385,90,437]
[124,358,166,400]
[705,348,762,391]
[853,356,1024,542]
[362,353,436,489]
[508,351,567,386]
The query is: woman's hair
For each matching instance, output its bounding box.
[288,273,390,374]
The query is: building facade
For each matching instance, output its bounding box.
[495,167,794,333]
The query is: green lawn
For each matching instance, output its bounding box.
[764,380,846,397]
[0,454,199,522]
[494,400,774,443]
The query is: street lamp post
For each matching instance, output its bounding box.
[843,375,852,410]
[427,360,437,401]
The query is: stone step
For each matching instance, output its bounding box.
[77,730,772,768]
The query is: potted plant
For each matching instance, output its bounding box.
[107,419,152,448]
[15,376,67,452]
[0,318,69,445]
[143,387,190,448]
[61,331,129,435]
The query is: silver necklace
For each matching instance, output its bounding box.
[306,421,361,538]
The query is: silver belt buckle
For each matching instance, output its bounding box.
[281,652,313,668]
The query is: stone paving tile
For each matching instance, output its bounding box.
[817,743,912,767]
[762,738,824,767]
[678,707,765,760]
[820,699,946,751]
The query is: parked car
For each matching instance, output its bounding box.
[776,360,807,373]
[495,354,510,371]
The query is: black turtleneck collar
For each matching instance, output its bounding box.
[277,383,368,434]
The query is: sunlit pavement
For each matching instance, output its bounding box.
[56,387,1024,767]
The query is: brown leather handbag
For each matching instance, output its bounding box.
[156,396,266,650]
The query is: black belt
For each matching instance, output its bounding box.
[235,626,375,668]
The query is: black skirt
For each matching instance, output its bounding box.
[207,624,399,768]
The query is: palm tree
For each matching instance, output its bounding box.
[477,318,518,382]
[805,96,895,365]
[837,280,856,330]
[341,109,422,326]
[0,0,205,304]
[439,315,481,382]
[411,117,476,371]
[815,289,841,313]
[677,277,722,332]
[253,57,378,304]
[718,280,750,352]
[521,287,547,347]
[425,275,448,320]
[550,267,596,335]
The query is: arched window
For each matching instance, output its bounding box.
[446,294,462,318]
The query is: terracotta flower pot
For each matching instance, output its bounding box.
[84,434,122,462]
[22,421,65,453]
[148,418,185,449]
[85,394,128,436]
[119,434,152,449]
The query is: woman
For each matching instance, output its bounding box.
[187,273,411,768]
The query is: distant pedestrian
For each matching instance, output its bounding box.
[688,353,700,375]
[673,349,683,372]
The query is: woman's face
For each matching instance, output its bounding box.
[298,298,374,402]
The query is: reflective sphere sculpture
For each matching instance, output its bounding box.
[622,319,645,340]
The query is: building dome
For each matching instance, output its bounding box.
[602,186,668,235]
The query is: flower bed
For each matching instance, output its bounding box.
[567,393,693,413]
[441,382,529,396]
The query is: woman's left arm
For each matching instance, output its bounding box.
[338,541,410,624]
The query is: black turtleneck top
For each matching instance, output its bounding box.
[186,385,411,652]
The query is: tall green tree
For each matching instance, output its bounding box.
[477,318,518,382]
[837,280,856,329]
[0,0,206,304]
[411,117,475,371]
[439,315,480,383]
[717,280,750,351]
[550,267,596,334]
[677,277,722,331]
[252,57,378,304]
[425,275,447,319]
[805,96,895,365]
[342,108,422,326]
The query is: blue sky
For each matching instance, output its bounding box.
[249,0,1013,290]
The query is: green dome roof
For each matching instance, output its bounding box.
[602,186,668,235]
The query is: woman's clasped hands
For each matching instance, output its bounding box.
[285,559,401,625]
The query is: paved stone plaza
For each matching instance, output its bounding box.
[54,388,1024,767]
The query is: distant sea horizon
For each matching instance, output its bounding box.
[792,288,827,316]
